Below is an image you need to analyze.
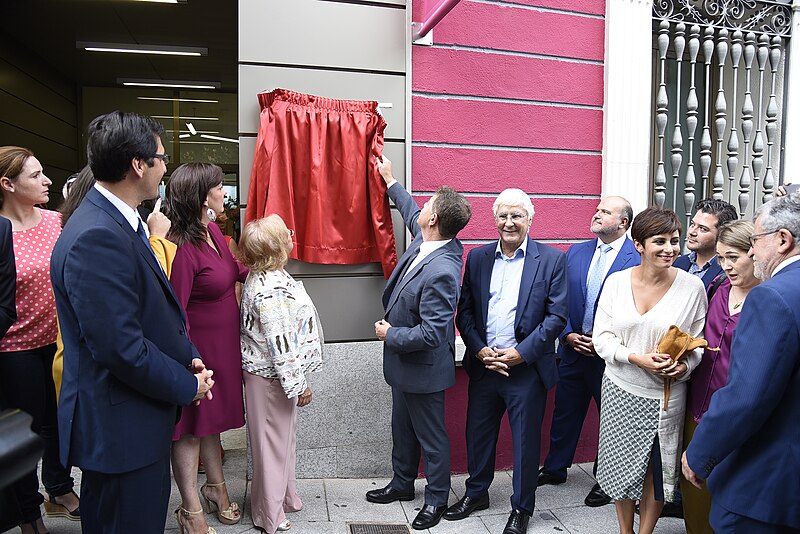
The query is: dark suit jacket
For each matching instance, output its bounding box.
[673,253,722,289]
[456,237,568,389]
[50,187,199,473]
[687,259,800,528]
[382,183,462,394]
[0,216,16,340]
[559,237,640,364]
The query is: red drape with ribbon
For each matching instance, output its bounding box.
[246,88,398,278]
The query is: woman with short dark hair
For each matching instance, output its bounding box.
[165,162,248,534]
[593,207,708,534]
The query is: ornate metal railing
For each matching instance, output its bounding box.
[650,0,792,228]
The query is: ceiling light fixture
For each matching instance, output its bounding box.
[200,134,239,144]
[119,78,220,90]
[179,133,191,138]
[181,141,221,145]
[152,115,219,121]
[79,42,206,56]
[165,129,220,134]
[131,0,184,4]
[186,123,197,135]
[138,97,219,103]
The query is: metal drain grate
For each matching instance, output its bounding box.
[347,522,411,534]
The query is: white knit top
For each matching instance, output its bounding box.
[593,268,707,399]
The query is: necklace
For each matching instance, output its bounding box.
[730,287,746,310]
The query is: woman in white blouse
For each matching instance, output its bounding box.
[239,215,323,533]
[593,207,707,534]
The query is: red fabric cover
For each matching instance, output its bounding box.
[246,88,398,278]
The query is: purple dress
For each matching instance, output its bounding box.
[172,223,248,439]
[688,277,739,423]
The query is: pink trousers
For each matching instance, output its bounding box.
[244,372,303,534]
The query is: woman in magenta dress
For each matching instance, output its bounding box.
[165,162,247,534]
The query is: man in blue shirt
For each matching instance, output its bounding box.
[674,199,737,289]
[447,189,568,534]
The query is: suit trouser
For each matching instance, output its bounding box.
[710,503,800,534]
[389,388,450,506]
[80,454,171,534]
[464,365,547,515]
[542,355,604,479]
[0,344,74,523]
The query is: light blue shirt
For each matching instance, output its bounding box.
[486,239,528,350]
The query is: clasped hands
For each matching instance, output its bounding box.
[191,358,215,405]
[478,346,524,377]
[630,352,687,378]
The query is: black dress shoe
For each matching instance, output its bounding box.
[660,501,684,518]
[502,509,530,534]
[537,467,566,487]
[584,483,612,507]
[365,485,414,504]
[444,494,490,520]
[411,504,447,530]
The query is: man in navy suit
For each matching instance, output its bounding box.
[673,198,737,289]
[0,215,15,340]
[446,189,568,534]
[366,157,471,531]
[683,192,800,534]
[50,111,214,533]
[538,196,638,507]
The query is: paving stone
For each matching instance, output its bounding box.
[480,510,568,533]
[533,464,597,511]
[324,478,407,523]
[449,471,515,517]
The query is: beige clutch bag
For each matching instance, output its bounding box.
[656,325,718,410]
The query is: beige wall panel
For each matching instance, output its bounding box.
[240,0,405,72]
[0,91,78,149]
[238,65,405,138]
[297,276,388,342]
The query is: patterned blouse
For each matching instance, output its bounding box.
[0,209,60,352]
[241,269,323,398]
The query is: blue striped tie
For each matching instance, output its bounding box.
[582,244,612,334]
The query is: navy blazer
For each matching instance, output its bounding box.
[687,260,800,529]
[0,216,16,340]
[559,237,640,364]
[382,183,462,394]
[673,253,722,289]
[50,187,199,473]
[456,237,568,389]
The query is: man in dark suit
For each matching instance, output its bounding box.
[683,192,800,533]
[538,196,638,507]
[445,189,568,534]
[0,215,15,340]
[50,111,214,533]
[673,198,738,289]
[366,156,471,530]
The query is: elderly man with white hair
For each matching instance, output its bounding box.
[683,192,800,533]
[447,188,568,534]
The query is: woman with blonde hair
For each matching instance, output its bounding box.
[0,146,79,533]
[682,220,760,533]
[239,214,323,533]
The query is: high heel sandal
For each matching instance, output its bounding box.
[200,482,241,525]
[43,490,81,521]
[175,507,217,534]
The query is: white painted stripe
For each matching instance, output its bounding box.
[413,91,602,110]
[428,43,604,65]
[468,0,604,20]
[412,141,601,156]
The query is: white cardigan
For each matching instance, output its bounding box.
[593,268,707,399]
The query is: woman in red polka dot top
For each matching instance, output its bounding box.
[0,146,80,533]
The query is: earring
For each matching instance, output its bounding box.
[207,208,217,222]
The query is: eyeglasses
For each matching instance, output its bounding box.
[495,212,527,223]
[150,153,170,165]
[748,229,779,247]
[288,229,295,237]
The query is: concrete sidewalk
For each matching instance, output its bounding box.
[32,448,687,533]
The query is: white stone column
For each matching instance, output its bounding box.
[602,0,654,215]
[780,0,800,183]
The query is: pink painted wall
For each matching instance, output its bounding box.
[411,0,606,473]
